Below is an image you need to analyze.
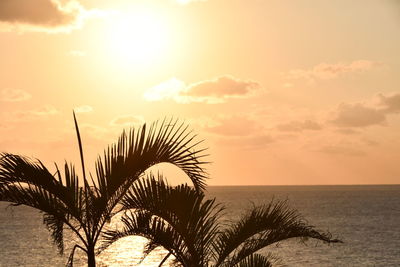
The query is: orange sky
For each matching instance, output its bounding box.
[0,0,399,185]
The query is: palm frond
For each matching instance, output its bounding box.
[233,253,273,267]
[111,175,223,266]
[101,210,188,265]
[43,213,65,253]
[0,154,90,253]
[91,119,208,245]
[0,180,70,253]
[214,200,341,266]
[122,175,223,253]
[0,153,60,194]
[95,119,207,198]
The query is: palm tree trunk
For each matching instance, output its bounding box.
[87,245,96,267]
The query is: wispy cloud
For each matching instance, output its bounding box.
[0,88,31,102]
[287,60,380,82]
[110,115,144,127]
[10,105,59,121]
[144,76,262,104]
[330,92,400,128]
[331,103,386,128]
[74,105,93,113]
[199,115,273,150]
[80,123,111,141]
[26,105,59,116]
[0,0,104,33]
[378,93,400,114]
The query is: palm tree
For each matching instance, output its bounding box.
[102,177,341,267]
[0,115,207,267]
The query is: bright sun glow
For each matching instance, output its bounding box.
[107,10,170,67]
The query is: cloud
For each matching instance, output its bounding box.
[143,78,185,102]
[74,105,93,113]
[10,105,59,121]
[27,105,59,116]
[331,93,400,128]
[287,60,380,81]
[80,123,111,141]
[0,0,101,33]
[110,115,144,127]
[378,93,400,114]
[0,88,31,102]
[144,76,262,104]
[331,103,386,128]
[199,115,272,150]
[186,76,259,98]
[276,120,322,132]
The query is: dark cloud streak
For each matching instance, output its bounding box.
[0,0,85,32]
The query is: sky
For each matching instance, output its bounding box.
[0,0,399,185]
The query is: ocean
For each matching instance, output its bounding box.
[0,185,399,266]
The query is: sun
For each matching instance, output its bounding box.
[106,10,170,68]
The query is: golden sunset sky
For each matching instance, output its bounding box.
[0,0,399,185]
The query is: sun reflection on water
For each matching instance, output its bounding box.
[95,213,174,267]
[98,236,173,267]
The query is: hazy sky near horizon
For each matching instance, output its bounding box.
[0,0,399,185]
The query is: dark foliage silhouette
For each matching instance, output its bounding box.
[0,115,207,267]
[102,177,341,267]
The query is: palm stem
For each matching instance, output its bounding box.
[159,251,172,267]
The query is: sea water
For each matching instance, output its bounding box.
[0,185,399,266]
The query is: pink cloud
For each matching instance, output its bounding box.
[331,103,386,128]
[144,76,262,104]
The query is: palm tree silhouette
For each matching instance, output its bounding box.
[102,177,341,267]
[0,115,207,267]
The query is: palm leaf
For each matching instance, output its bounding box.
[102,176,223,266]
[214,200,341,266]
[101,210,188,265]
[233,253,273,267]
[92,119,208,244]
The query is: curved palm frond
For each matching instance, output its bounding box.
[102,176,223,266]
[214,200,341,266]
[102,210,188,265]
[0,154,88,253]
[91,119,208,244]
[233,253,273,267]
[0,153,64,197]
[96,118,207,196]
[123,175,223,261]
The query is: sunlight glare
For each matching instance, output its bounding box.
[107,10,170,67]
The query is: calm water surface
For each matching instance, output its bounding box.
[0,185,399,266]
